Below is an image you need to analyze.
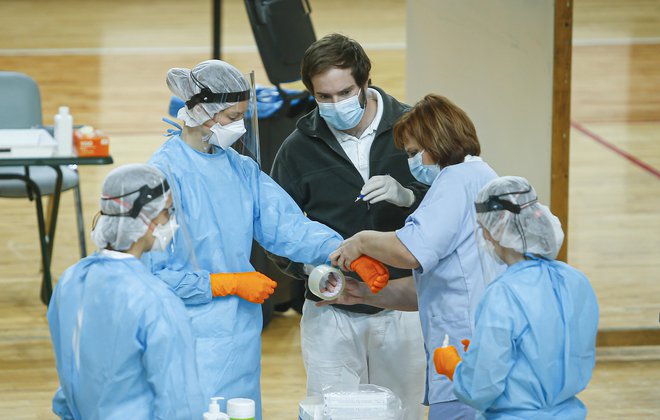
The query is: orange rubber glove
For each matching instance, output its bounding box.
[434,345,461,381]
[210,272,277,304]
[461,339,470,352]
[350,255,389,294]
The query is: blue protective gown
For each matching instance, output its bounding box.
[453,255,599,419]
[47,252,204,420]
[144,135,342,418]
[395,158,499,408]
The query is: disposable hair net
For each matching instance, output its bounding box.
[91,164,169,251]
[475,176,564,259]
[166,59,251,127]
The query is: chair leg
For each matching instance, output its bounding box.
[73,183,87,258]
[34,191,53,305]
[0,173,53,304]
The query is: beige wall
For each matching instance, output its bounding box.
[406,0,555,203]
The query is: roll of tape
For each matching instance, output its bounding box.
[308,265,345,300]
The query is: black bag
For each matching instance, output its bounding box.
[244,0,316,86]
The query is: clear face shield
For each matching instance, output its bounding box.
[232,71,260,165]
[474,222,507,286]
[474,191,535,285]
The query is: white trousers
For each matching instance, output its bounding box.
[301,300,426,420]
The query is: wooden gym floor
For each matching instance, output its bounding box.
[0,0,658,418]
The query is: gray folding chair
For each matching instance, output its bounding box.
[0,72,87,274]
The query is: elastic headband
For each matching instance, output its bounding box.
[101,180,170,219]
[185,71,250,109]
[474,188,537,215]
[185,88,250,109]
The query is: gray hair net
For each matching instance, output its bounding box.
[91,164,170,251]
[166,59,250,127]
[476,176,564,259]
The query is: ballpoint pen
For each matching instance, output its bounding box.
[354,194,365,202]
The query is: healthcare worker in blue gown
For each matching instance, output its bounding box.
[144,59,342,419]
[48,164,205,420]
[434,176,599,419]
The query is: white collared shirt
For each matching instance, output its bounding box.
[327,88,384,182]
[99,249,135,259]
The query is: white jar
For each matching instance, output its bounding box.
[227,398,255,420]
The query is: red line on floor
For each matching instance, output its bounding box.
[571,119,660,124]
[571,121,660,179]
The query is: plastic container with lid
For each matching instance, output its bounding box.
[227,398,255,420]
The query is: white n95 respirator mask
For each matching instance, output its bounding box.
[150,215,179,252]
[207,120,246,150]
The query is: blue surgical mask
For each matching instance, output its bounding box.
[317,89,365,130]
[408,151,441,185]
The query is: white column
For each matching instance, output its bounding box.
[406,0,555,203]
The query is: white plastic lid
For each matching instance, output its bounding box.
[58,106,70,115]
[227,398,255,418]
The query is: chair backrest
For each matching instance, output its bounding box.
[244,0,316,86]
[0,71,42,129]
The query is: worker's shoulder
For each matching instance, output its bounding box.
[148,138,178,166]
[434,160,497,193]
[121,268,183,311]
[280,128,306,146]
[549,260,595,296]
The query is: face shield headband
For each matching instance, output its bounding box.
[185,71,250,110]
[100,180,170,219]
[474,188,537,215]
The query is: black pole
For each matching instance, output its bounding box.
[213,0,222,59]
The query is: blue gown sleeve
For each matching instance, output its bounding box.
[452,283,523,411]
[142,251,212,306]
[396,176,471,273]
[52,387,74,420]
[141,295,204,419]
[252,170,343,265]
